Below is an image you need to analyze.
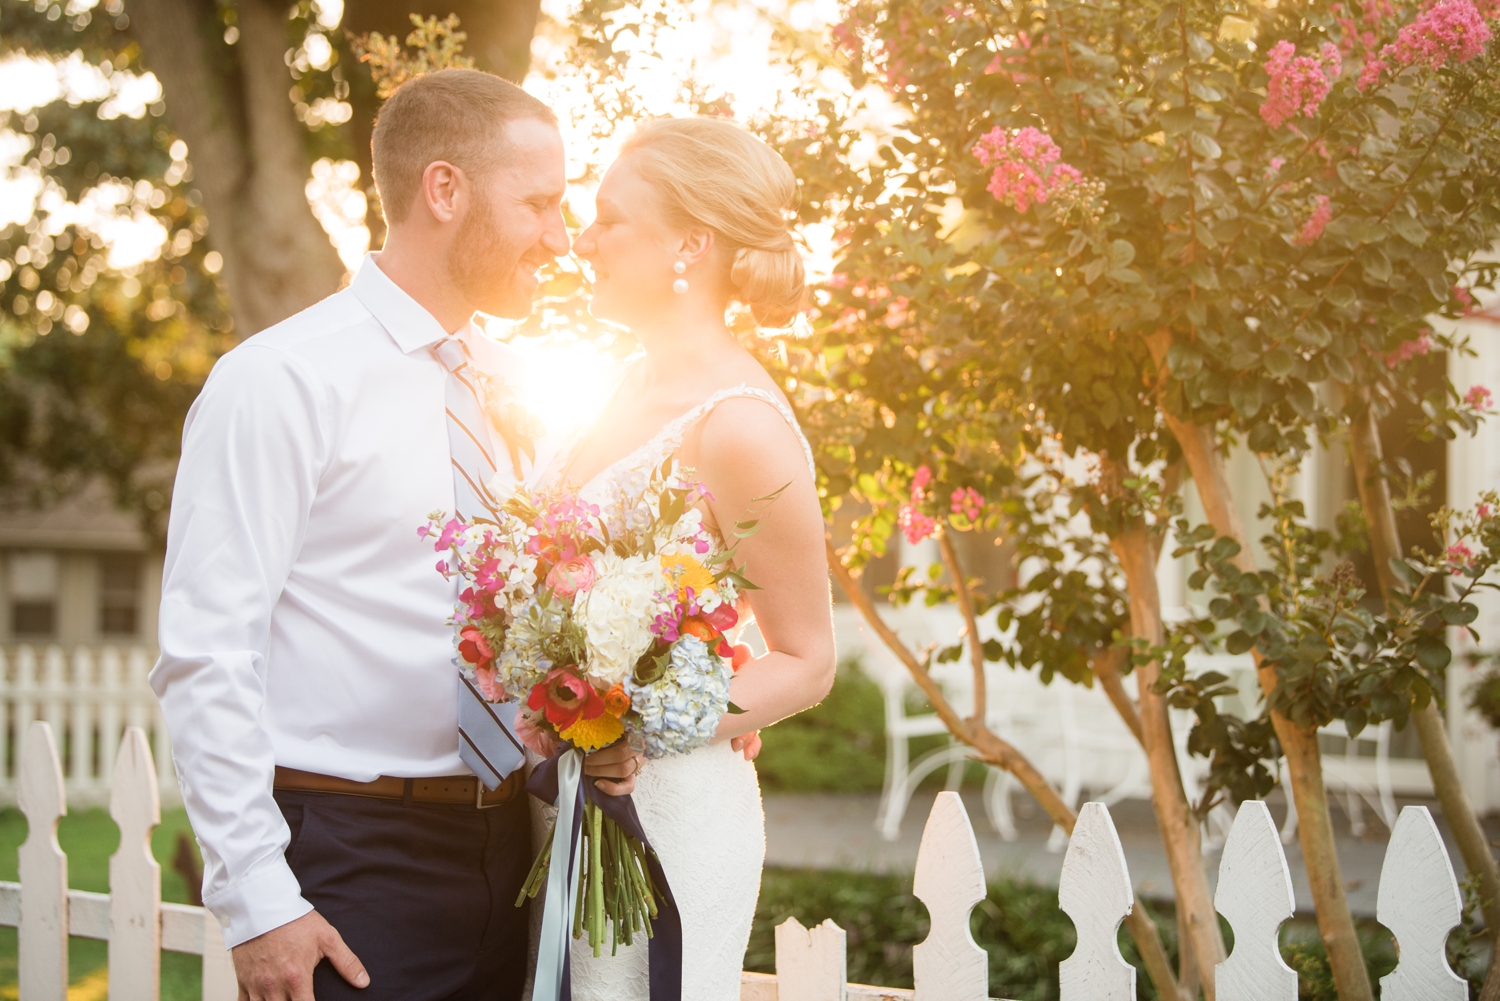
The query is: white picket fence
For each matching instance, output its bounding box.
[0,644,174,806]
[4,720,1472,1001]
[739,792,1469,1001]
[5,720,234,1000]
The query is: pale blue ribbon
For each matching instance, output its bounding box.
[533,748,584,1001]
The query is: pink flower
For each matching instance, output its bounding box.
[1454,285,1477,313]
[1261,41,1343,129]
[1384,333,1434,368]
[1466,385,1494,410]
[1446,541,1482,573]
[474,664,502,702]
[546,556,596,597]
[1478,503,1493,520]
[1294,195,1334,246]
[514,711,560,758]
[1388,0,1491,67]
[912,465,933,491]
[897,504,937,544]
[950,487,985,522]
[973,127,1083,212]
[1266,156,1286,177]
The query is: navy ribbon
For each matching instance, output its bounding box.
[528,750,682,1001]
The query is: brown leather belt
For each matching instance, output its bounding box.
[273,766,524,809]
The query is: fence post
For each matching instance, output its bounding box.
[775,917,847,1001]
[98,647,123,791]
[1058,802,1135,1001]
[109,726,162,1000]
[16,646,39,745]
[202,911,239,1001]
[70,647,96,797]
[1377,805,1467,1000]
[42,646,67,741]
[18,720,68,1001]
[912,790,988,1001]
[1214,800,1297,1001]
[0,647,12,796]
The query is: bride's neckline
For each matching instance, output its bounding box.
[550,376,757,494]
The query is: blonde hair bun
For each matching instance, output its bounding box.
[621,117,806,326]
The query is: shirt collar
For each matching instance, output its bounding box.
[349,252,464,354]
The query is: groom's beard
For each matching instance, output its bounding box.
[448,191,536,319]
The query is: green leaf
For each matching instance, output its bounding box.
[1324,352,1354,382]
[1161,106,1197,134]
[1359,247,1392,283]
[1083,256,1107,284]
[1415,634,1452,672]
[1389,558,1424,588]
[1391,214,1429,246]
[726,701,748,714]
[1108,239,1136,267]
[1263,348,1295,377]
[1441,602,1480,626]
[1225,630,1255,655]
[1054,78,1088,95]
[1189,131,1221,160]
[1325,285,1356,308]
[1186,32,1213,61]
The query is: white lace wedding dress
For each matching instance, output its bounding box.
[528,383,816,1001]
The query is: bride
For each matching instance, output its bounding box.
[538,116,837,1000]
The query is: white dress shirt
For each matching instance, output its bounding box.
[151,254,534,948]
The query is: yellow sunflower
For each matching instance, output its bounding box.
[660,552,715,600]
[560,712,625,752]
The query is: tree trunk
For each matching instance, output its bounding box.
[1344,385,1500,990]
[1111,516,1226,1000]
[826,539,1186,1000]
[129,0,345,337]
[1161,405,1374,1001]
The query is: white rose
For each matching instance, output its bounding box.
[577,553,665,685]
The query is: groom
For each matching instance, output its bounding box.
[151,70,642,1001]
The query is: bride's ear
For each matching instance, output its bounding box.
[673,228,715,268]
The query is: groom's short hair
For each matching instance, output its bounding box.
[372,69,557,225]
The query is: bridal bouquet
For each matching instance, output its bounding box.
[422,457,758,961]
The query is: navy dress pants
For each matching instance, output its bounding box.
[274,788,532,1001]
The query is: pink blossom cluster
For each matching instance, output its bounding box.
[1454,285,1477,313]
[1333,0,1399,59]
[1446,540,1482,572]
[1384,332,1434,368]
[897,465,938,544]
[1359,0,1493,89]
[1466,384,1495,410]
[973,127,1083,213]
[1293,195,1334,246]
[1260,40,1343,129]
[950,487,984,522]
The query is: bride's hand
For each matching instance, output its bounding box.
[730,730,762,762]
[584,741,645,795]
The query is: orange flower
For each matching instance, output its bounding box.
[603,684,631,718]
[680,617,718,643]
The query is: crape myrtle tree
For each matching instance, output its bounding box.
[0,0,540,531]
[784,0,1500,999]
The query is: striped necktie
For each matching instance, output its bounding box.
[433,334,501,521]
[436,332,528,790]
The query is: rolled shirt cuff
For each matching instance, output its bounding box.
[203,857,314,949]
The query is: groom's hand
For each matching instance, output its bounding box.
[585,742,644,796]
[232,909,368,1001]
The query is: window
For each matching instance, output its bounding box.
[99,553,142,636]
[8,551,59,639]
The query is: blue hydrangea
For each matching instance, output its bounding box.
[625,635,733,758]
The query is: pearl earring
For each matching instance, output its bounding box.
[672,260,689,295]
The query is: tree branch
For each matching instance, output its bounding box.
[938,530,987,727]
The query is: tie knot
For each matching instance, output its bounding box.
[433,337,469,374]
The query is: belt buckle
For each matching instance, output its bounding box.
[474,775,504,809]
